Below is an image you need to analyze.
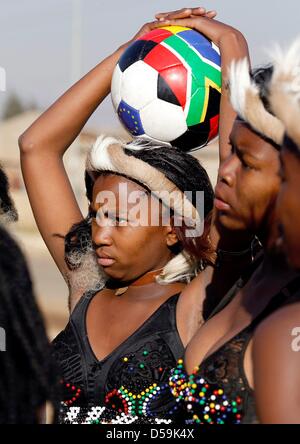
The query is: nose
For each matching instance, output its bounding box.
[92,219,114,247]
[218,154,238,187]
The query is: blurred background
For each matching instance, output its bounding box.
[0,0,299,340]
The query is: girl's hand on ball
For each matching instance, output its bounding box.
[119,21,162,52]
[130,22,160,41]
[152,16,241,48]
[119,6,217,51]
[155,7,217,21]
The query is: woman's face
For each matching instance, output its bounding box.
[90,174,178,281]
[276,146,300,269]
[215,120,280,242]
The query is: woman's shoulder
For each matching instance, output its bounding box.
[254,295,300,342]
[69,284,106,314]
[253,293,300,369]
[178,266,211,301]
[252,295,300,423]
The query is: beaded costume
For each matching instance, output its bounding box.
[52,290,184,424]
[169,275,300,424]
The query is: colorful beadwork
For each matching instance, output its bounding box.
[169,360,243,424]
[104,383,164,417]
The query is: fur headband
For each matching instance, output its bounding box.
[269,39,300,149]
[229,58,285,145]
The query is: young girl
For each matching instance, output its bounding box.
[19,7,251,423]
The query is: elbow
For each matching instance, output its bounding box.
[18,132,36,155]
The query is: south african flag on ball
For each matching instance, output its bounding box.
[111,26,222,152]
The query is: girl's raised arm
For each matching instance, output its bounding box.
[18,23,156,280]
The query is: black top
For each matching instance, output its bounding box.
[170,274,300,424]
[52,290,184,424]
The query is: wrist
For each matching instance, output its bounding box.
[115,41,131,55]
[219,29,246,48]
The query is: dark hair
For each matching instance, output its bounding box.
[0,226,60,423]
[283,134,300,160]
[64,145,214,270]
[0,164,18,221]
[251,65,274,113]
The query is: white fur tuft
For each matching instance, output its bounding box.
[270,38,300,104]
[156,251,199,285]
[229,58,258,118]
[269,38,300,145]
[86,135,122,171]
[229,57,284,145]
[126,136,171,151]
[270,38,300,75]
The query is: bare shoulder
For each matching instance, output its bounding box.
[176,266,213,345]
[253,297,300,423]
[253,296,300,371]
[254,298,300,347]
[178,266,212,307]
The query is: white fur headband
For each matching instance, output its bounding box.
[269,38,300,148]
[229,57,285,145]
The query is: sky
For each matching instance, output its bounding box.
[0,0,300,130]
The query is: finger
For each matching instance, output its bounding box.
[190,6,208,15]
[152,16,213,35]
[155,7,197,20]
[166,9,205,20]
[143,20,162,31]
[205,10,217,19]
[155,8,191,18]
[152,18,194,29]
[132,21,161,39]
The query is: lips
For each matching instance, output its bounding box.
[214,197,231,211]
[96,251,116,267]
[214,184,231,212]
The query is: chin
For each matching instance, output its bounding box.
[103,268,127,281]
[103,268,120,279]
[217,212,247,231]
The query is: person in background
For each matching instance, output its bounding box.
[0,164,18,223]
[163,23,300,420]
[247,39,300,424]
[0,165,60,423]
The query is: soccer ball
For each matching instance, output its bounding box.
[111,26,222,152]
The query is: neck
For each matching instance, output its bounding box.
[256,249,295,281]
[106,267,164,291]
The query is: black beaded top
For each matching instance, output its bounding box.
[51,290,184,424]
[169,275,300,424]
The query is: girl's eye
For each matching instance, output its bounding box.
[241,159,253,171]
[89,208,128,225]
[113,215,128,225]
[105,212,128,225]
